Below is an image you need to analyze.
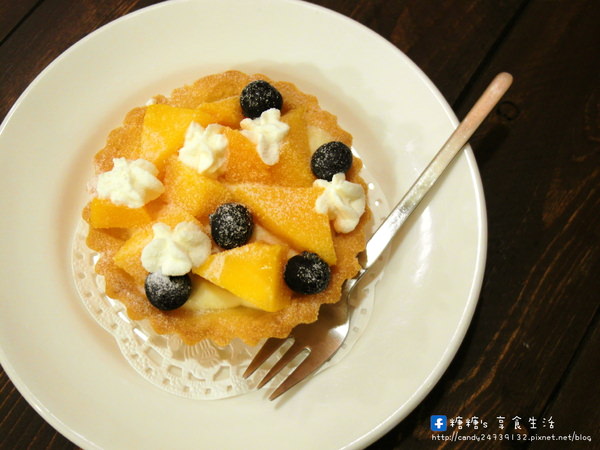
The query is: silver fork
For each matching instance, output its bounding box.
[243,72,513,400]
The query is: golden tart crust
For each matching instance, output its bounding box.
[83,70,369,346]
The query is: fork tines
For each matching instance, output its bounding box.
[243,337,314,401]
[244,300,350,400]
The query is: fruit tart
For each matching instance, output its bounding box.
[82,70,370,346]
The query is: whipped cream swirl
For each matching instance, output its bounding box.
[141,221,211,276]
[178,122,228,175]
[314,173,366,233]
[240,108,289,165]
[96,158,164,208]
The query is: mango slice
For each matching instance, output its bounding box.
[229,183,336,264]
[220,128,272,184]
[193,242,291,312]
[163,157,232,221]
[270,107,315,187]
[196,96,244,129]
[113,226,154,283]
[137,104,217,171]
[88,198,155,229]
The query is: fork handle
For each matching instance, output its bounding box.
[362,72,513,270]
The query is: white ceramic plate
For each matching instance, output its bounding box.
[0,0,486,448]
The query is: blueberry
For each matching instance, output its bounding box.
[310,141,353,181]
[240,80,283,118]
[284,252,331,295]
[144,272,192,311]
[210,203,254,249]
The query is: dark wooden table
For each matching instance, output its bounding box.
[1,0,598,448]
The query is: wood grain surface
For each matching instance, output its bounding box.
[1,0,598,448]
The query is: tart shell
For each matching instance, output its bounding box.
[83,71,369,346]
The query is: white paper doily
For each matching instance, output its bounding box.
[71,168,388,400]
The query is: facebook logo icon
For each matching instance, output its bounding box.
[430,415,447,432]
